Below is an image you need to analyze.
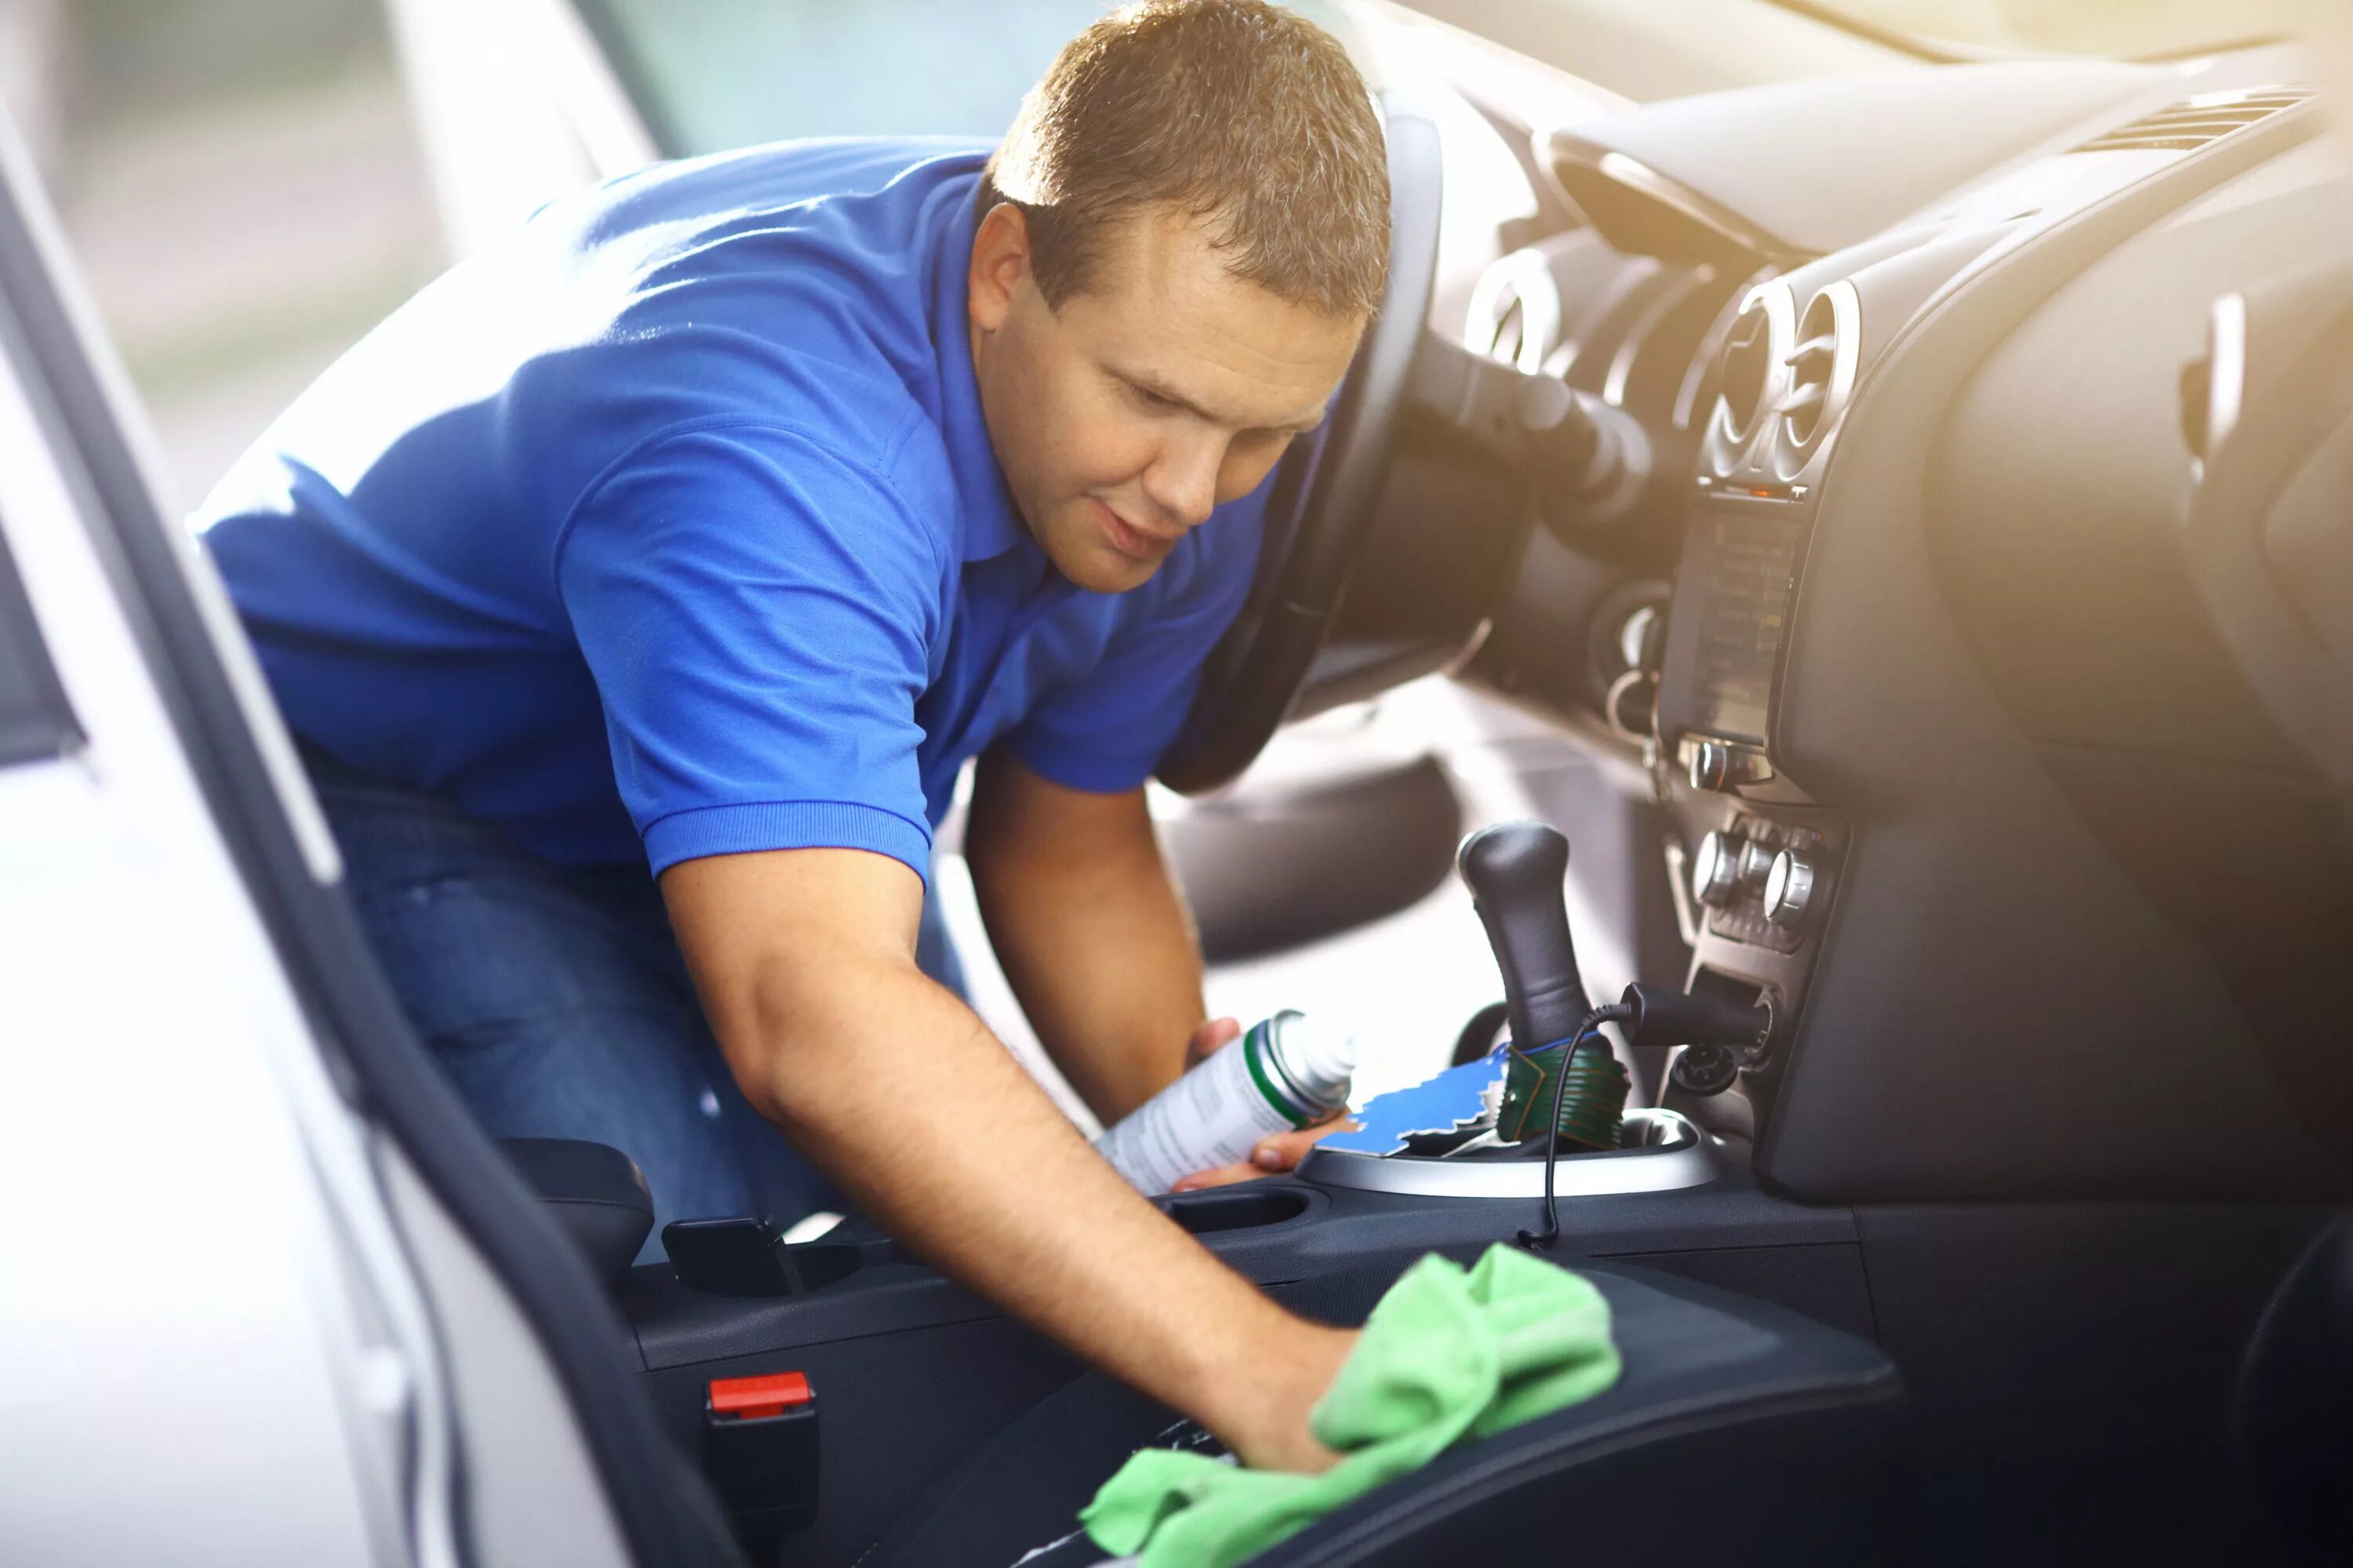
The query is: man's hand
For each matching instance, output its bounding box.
[1186,1015,1243,1064]
[1168,1015,1352,1192]
[661,845,1352,1474]
[1222,1322,1358,1472]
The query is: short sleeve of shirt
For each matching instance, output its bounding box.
[1006,488,1265,794]
[556,420,944,881]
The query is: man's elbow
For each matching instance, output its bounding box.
[707,944,918,1132]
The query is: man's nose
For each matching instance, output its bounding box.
[1144,429,1224,530]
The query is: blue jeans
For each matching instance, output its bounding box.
[308,753,964,1260]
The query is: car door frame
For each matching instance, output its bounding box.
[0,108,734,1568]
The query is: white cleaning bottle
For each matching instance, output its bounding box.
[1094,1010,1357,1195]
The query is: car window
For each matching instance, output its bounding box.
[580,0,1120,156]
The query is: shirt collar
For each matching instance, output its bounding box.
[929,177,1031,565]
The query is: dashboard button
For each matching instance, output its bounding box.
[1762,850,1818,929]
[1691,831,1742,907]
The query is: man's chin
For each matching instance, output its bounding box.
[1058,541,1163,595]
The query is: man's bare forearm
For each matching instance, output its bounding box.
[662,849,1347,1469]
[968,752,1204,1122]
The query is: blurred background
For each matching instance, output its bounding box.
[0,0,436,514]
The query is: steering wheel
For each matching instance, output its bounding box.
[1156,91,1446,795]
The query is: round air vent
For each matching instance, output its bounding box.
[1465,249,1561,374]
[1707,285,1794,453]
[1781,291,1838,447]
[1777,282,1860,467]
[1720,307,1772,436]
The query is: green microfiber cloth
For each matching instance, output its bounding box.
[1080,1244,1621,1568]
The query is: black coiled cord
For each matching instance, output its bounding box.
[1516,1000,1635,1252]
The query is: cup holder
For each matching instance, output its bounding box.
[1157,1186,1314,1235]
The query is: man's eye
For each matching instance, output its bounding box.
[1129,383,1180,412]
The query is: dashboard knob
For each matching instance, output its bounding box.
[1686,740,1773,793]
[1736,838,1777,888]
[1688,740,1732,792]
[1617,603,1663,674]
[1690,831,1741,907]
[1762,849,1819,929]
[1605,669,1659,740]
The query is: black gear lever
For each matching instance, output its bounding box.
[1460,820,1627,1252]
[1457,820,1591,1053]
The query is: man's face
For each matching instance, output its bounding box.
[968,202,1367,594]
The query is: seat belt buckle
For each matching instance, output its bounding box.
[703,1370,819,1553]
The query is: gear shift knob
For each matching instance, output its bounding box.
[1457,821,1591,1053]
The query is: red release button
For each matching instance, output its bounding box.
[707,1371,813,1421]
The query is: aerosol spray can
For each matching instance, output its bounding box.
[1094,1010,1357,1195]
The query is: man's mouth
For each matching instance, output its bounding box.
[1091,498,1178,562]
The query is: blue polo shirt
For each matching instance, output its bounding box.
[196,139,1268,882]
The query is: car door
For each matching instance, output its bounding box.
[0,107,712,1568]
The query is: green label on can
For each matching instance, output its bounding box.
[1242,1018,1317,1127]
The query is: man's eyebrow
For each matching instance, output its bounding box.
[1115,366,1327,434]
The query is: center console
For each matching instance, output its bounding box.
[567,811,1887,1564]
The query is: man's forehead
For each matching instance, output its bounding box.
[1071,205,1362,428]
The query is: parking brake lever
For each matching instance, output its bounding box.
[1457,821,1591,1053]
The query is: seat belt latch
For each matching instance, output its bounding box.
[704,1370,819,1552]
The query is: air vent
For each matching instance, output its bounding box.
[2074,86,2317,155]
[1773,282,1857,473]
[1718,306,1773,438]
[1780,291,1838,448]
[1464,249,1561,376]
[1706,284,1797,461]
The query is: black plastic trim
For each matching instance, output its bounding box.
[0,516,81,766]
[0,136,739,1568]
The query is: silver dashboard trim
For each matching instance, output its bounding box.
[2205,289,2247,458]
[1298,1109,1719,1197]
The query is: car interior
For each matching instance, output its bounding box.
[9,2,2351,1564]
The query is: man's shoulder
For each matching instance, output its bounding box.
[509,138,990,535]
[608,402,956,534]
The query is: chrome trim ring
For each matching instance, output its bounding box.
[1773,278,1862,478]
[1708,282,1795,455]
[1297,1108,1719,1197]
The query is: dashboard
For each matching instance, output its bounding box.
[1333,45,2353,1202]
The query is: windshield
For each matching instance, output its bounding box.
[579,0,1359,158]
[581,0,2304,162]
[1787,0,2308,60]
[580,0,1134,158]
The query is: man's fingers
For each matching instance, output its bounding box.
[1169,1160,1264,1192]
[1249,1116,1358,1172]
[1184,1015,1242,1068]
[1168,1115,1362,1191]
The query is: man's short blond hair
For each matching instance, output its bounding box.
[982,0,1391,318]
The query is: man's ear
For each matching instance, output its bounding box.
[968,202,1034,337]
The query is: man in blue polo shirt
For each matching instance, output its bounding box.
[199,1,1388,1472]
